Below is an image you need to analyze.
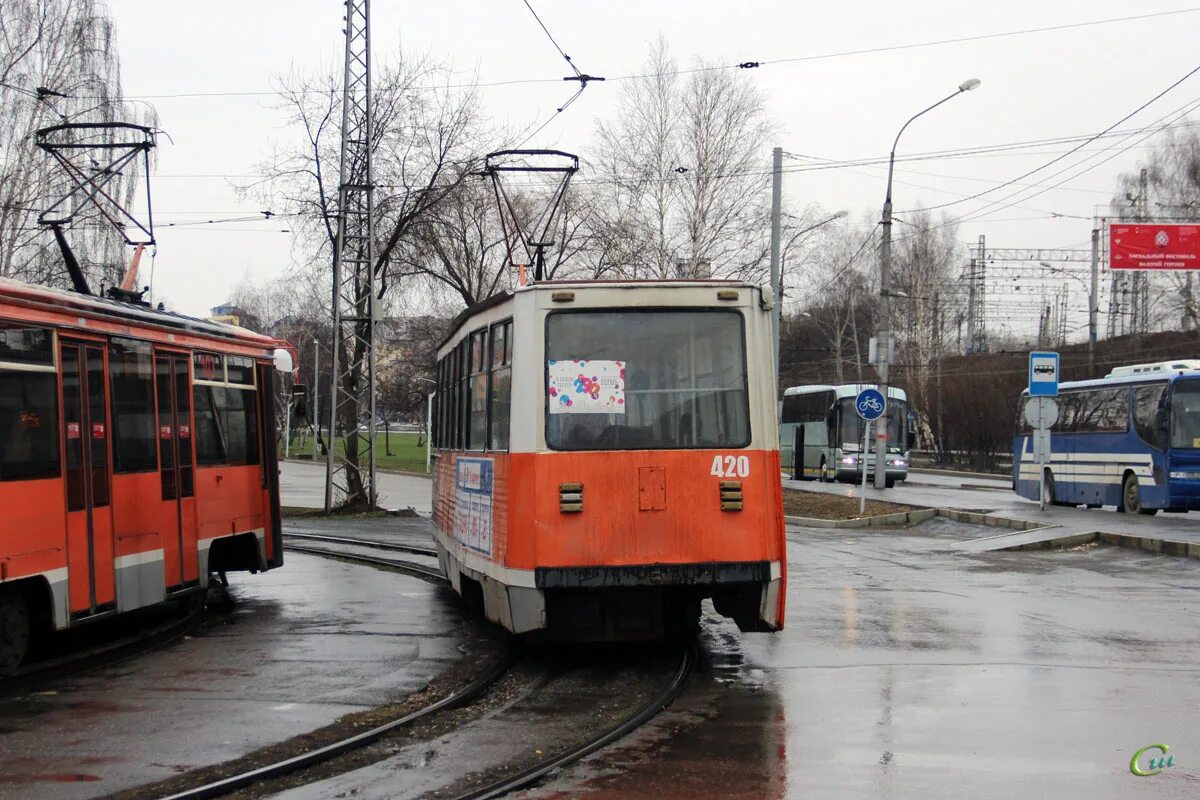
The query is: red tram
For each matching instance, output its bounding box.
[431,280,787,640]
[0,277,287,671]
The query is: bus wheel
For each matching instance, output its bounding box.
[1121,473,1154,515]
[0,588,30,675]
[819,458,833,482]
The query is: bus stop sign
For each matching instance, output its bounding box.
[1029,351,1059,397]
[855,388,886,421]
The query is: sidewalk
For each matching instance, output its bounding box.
[783,475,1200,555]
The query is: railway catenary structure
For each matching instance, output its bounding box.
[431,280,787,640]
[0,277,288,671]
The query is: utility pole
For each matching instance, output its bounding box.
[325,0,377,511]
[1089,224,1099,370]
[769,146,783,388]
[312,340,320,461]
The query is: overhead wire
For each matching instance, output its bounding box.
[103,8,1199,100]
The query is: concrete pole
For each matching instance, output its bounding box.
[1089,225,1099,370]
[312,340,320,461]
[769,147,783,388]
[875,179,893,489]
[872,80,978,488]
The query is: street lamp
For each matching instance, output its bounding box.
[875,78,980,489]
[773,210,848,383]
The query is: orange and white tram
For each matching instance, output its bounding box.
[431,280,787,640]
[0,277,288,671]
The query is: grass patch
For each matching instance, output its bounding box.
[783,487,927,521]
[281,430,431,474]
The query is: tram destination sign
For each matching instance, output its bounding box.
[1110,224,1200,271]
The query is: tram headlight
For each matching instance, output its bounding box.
[840,456,857,466]
[888,458,907,467]
[1169,471,1199,480]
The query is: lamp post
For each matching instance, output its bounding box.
[875,78,980,489]
[415,376,437,474]
[776,210,848,384]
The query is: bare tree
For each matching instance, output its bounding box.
[246,52,489,293]
[791,220,878,385]
[1112,124,1200,329]
[591,37,772,279]
[1,0,154,287]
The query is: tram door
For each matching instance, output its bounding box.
[61,340,116,615]
[155,352,198,589]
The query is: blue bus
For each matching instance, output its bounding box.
[1013,366,1200,514]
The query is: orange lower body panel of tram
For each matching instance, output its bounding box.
[432,448,787,640]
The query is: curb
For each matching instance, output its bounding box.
[785,508,936,529]
[1003,530,1200,560]
[934,508,1046,531]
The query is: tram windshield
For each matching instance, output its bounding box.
[1170,379,1200,449]
[546,310,750,450]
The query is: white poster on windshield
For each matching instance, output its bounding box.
[547,359,626,414]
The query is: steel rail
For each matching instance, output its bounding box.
[282,530,439,558]
[453,640,698,800]
[158,545,509,800]
[283,543,446,583]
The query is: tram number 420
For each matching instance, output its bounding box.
[710,454,751,478]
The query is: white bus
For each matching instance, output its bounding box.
[780,384,913,486]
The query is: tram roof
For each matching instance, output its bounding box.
[0,277,277,349]
[441,279,765,348]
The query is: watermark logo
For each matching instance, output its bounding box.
[1131,744,1176,777]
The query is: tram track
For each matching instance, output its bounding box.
[281,535,445,583]
[282,530,440,559]
[448,640,697,800]
[141,543,696,800]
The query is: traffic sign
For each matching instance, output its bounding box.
[1029,351,1059,397]
[1023,396,1059,430]
[855,388,886,421]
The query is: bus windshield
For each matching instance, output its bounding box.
[545,310,750,450]
[1170,380,1200,449]
[839,397,907,453]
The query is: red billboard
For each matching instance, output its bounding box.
[1110,224,1200,270]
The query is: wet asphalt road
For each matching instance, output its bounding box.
[0,553,468,800]
[525,518,1200,799]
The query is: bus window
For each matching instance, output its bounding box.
[0,370,59,481]
[1170,381,1200,449]
[1134,386,1165,447]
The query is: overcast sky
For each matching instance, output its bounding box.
[111,1,1199,319]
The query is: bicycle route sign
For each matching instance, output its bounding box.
[855,388,886,421]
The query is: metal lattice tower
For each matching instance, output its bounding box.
[325,0,377,511]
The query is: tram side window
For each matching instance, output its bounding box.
[1134,386,1165,446]
[193,351,260,467]
[194,385,227,465]
[0,370,59,481]
[467,330,487,450]
[109,338,158,472]
[489,320,512,451]
[457,339,469,450]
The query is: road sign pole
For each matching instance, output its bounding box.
[860,420,871,515]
